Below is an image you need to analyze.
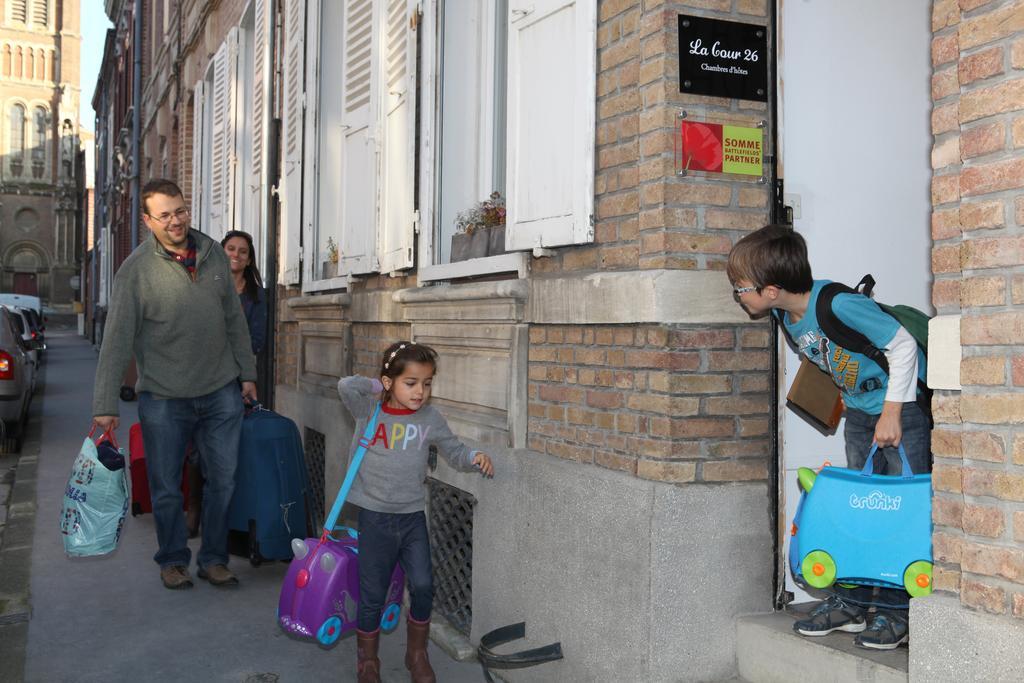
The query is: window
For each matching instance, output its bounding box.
[9,1,27,24]
[193,29,240,242]
[8,104,25,175]
[418,0,596,282]
[30,0,47,27]
[6,1,48,29]
[235,6,257,252]
[429,1,509,266]
[298,0,417,289]
[32,106,45,162]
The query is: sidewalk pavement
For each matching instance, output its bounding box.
[3,330,486,682]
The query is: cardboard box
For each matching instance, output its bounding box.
[787,357,843,432]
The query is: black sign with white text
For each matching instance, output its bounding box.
[678,15,767,102]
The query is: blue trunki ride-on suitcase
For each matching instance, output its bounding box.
[228,402,310,566]
[790,444,933,598]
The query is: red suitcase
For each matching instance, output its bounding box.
[128,422,190,516]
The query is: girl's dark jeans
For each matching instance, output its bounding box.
[835,400,932,615]
[357,509,433,632]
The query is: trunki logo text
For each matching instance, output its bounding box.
[849,490,902,511]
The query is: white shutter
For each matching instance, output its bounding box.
[191,80,206,229]
[337,0,379,275]
[301,0,321,284]
[207,35,235,240]
[376,0,417,273]
[280,0,306,285]
[225,28,240,236]
[250,0,271,270]
[506,0,595,250]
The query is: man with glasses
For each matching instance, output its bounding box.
[92,178,257,590]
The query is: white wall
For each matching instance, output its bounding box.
[778,0,933,601]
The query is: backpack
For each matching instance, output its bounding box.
[816,274,932,423]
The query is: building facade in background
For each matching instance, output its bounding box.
[0,0,83,309]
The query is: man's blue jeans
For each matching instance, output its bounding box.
[138,381,243,569]
[356,509,433,632]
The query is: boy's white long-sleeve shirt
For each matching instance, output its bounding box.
[882,327,919,404]
[337,376,478,514]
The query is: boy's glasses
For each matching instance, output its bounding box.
[146,208,190,226]
[732,285,760,296]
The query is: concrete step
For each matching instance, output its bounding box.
[737,609,908,683]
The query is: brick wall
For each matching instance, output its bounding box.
[528,323,770,481]
[522,0,774,484]
[275,285,301,388]
[930,0,1024,618]
[527,0,772,278]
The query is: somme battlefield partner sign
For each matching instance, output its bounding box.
[678,15,767,102]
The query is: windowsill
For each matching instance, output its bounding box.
[303,275,350,294]
[418,252,529,283]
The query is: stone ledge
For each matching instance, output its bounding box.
[527,269,759,325]
[396,281,529,323]
[394,280,529,304]
[737,611,907,683]
[286,293,351,323]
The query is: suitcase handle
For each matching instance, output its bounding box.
[859,443,914,478]
[322,402,382,535]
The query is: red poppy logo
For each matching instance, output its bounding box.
[680,122,724,172]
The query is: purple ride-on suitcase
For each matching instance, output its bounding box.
[277,403,406,646]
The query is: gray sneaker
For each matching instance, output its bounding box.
[855,614,909,650]
[793,595,866,636]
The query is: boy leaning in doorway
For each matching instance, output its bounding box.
[727,224,931,650]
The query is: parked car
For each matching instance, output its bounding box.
[0,308,34,446]
[0,293,41,316]
[3,306,40,383]
[23,307,46,349]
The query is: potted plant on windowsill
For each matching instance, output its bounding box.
[321,236,340,279]
[450,191,506,263]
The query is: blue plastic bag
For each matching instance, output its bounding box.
[61,430,129,557]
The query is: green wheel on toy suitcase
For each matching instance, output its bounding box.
[801,550,837,589]
[904,560,933,597]
[316,616,343,646]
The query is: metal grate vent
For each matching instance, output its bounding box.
[303,428,326,527]
[427,478,476,635]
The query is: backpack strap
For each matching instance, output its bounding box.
[816,275,932,425]
[815,276,890,374]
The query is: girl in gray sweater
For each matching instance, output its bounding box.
[338,341,493,683]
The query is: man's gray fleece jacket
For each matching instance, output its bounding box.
[92,230,257,417]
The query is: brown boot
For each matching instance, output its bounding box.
[356,629,381,683]
[405,617,436,683]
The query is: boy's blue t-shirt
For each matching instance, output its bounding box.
[781,279,927,415]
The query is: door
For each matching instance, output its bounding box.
[777,0,933,604]
[13,273,38,296]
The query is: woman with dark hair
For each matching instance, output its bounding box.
[222,230,267,355]
[187,231,267,538]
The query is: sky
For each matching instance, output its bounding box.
[79,0,113,131]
